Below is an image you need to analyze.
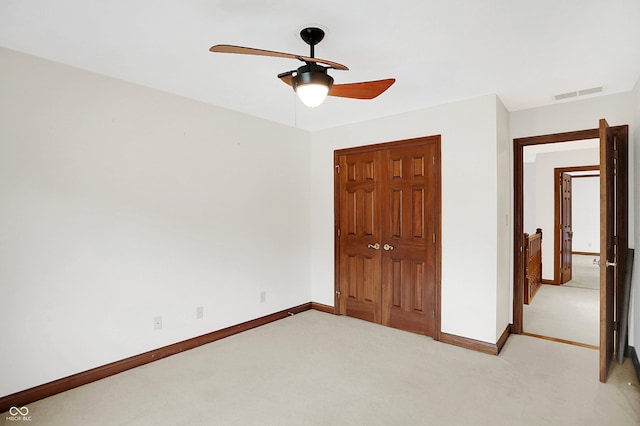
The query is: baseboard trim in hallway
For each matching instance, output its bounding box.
[522,332,599,350]
[0,302,319,413]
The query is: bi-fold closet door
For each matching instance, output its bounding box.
[335,136,440,337]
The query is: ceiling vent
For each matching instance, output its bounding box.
[555,86,604,101]
[578,86,603,96]
[554,91,577,101]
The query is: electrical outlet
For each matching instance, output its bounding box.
[154,316,162,330]
[260,291,266,303]
[196,306,203,319]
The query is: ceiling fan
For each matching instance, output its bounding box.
[210,27,396,107]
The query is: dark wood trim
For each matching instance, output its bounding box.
[541,279,556,285]
[627,346,640,383]
[440,332,500,356]
[522,332,599,350]
[554,165,600,173]
[434,139,443,342]
[513,128,598,335]
[573,251,599,256]
[515,129,599,146]
[496,324,511,355]
[513,135,525,334]
[310,302,335,314]
[334,150,341,314]
[572,174,600,179]
[334,135,440,156]
[0,303,312,413]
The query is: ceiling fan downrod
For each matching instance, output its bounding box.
[300,27,325,59]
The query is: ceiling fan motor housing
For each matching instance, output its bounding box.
[291,63,334,91]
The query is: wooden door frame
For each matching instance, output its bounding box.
[553,165,600,285]
[333,135,443,341]
[513,128,599,334]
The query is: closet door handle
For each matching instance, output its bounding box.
[367,243,380,250]
[383,244,394,251]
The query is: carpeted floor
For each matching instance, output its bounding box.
[524,284,599,346]
[2,310,638,425]
[524,254,600,346]
[564,254,600,290]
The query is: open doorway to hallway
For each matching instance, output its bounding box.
[521,141,600,348]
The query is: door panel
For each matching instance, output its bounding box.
[381,144,436,336]
[599,120,629,381]
[560,172,573,283]
[599,118,614,382]
[338,151,382,323]
[615,126,629,364]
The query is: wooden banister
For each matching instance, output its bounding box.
[524,228,542,304]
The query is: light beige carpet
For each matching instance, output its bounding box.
[2,310,638,425]
[524,254,600,346]
[524,284,599,346]
[565,254,600,290]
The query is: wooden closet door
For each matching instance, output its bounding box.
[335,136,440,337]
[337,151,383,323]
[380,143,437,336]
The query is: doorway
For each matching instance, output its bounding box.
[554,165,600,285]
[334,136,442,338]
[513,122,629,382]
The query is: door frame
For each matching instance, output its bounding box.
[513,125,628,382]
[333,135,443,341]
[553,165,600,284]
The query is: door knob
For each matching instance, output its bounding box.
[594,259,616,267]
[367,243,380,250]
[383,244,394,251]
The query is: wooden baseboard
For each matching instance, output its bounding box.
[521,332,599,350]
[541,279,558,285]
[573,251,598,256]
[0,302,313,413]
[627,346,640,383]
[310,302,335,314]
[440,326,510,356]
[496,324,511,355]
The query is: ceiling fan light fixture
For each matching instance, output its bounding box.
[292,66,334,107]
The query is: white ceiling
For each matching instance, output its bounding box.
[1,0,639,131]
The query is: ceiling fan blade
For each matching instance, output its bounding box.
[210,45,349,70]
[277,71,294,86]
[329,79,396,100]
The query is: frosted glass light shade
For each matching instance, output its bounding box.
[296,83,330,107]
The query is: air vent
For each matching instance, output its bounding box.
[578,86,603,96]
[555,86,604,101]
[555,91,577,101]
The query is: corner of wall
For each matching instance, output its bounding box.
[496,95,512,340]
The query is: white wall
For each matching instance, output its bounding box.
[631,75,640,349]
[511,92,635,345]
[523,162,537,234]
[310,94,509,344]
[572,176,600,253]
[534,148,600,279]
[0,48,312,397]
